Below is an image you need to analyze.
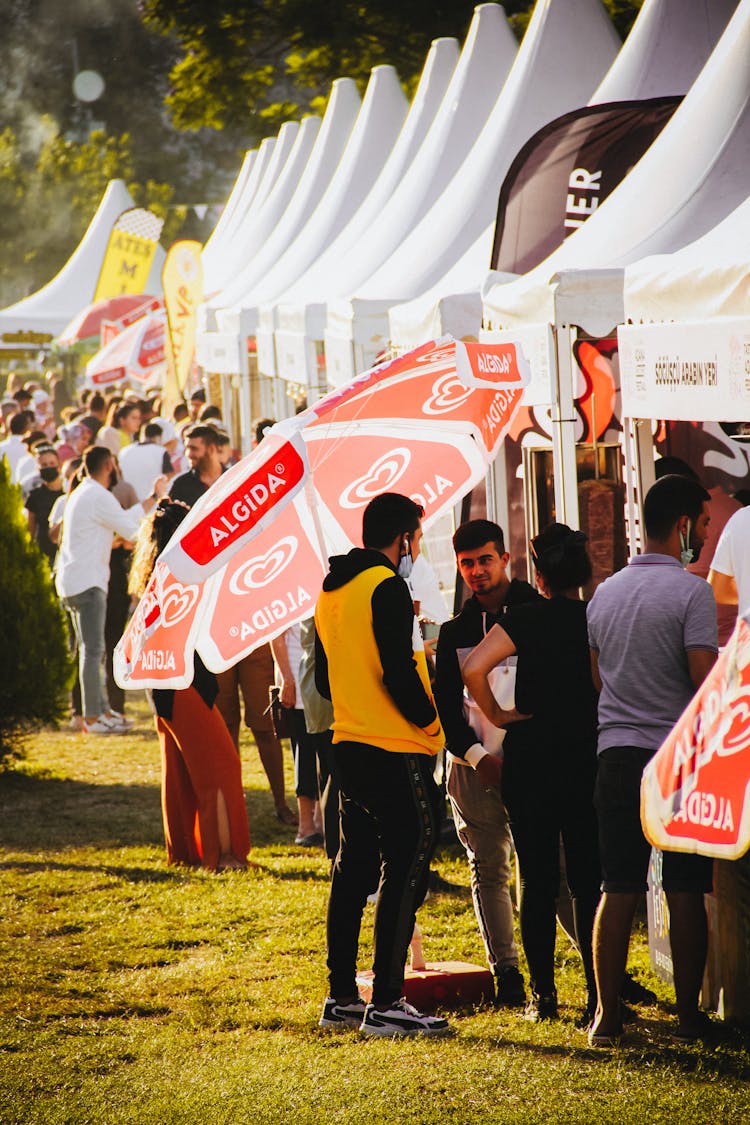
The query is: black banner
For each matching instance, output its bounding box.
[491,98,681,275]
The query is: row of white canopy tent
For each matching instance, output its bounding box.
[195,0,749,492]
[0,180,165,341]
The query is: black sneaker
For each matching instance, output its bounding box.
[360,999,451,1038]
[495,965,526,1008]
[524,990,558,1022]
[620,972,657,1007]
[318,996,367,1030]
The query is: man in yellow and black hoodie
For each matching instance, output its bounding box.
[315,492,450,1038]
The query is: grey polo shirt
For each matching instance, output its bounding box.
[586,554,717,754]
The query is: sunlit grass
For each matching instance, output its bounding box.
[1,697,748,1124]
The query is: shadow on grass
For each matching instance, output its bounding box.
[457,1017,750,1081]
[0,858,182,883]
[0,769,307,854]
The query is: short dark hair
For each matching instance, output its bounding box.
[143,421,164,442]
[190,388,206,403]
[453,518,505,557]
[83,444,112,477]
[198,403,222,422]
[654,456,699,482]
[9,411,29,435]
[254,417,276,445]
[362,492,424,550]
[185,423,220,447]
[530,522,592,594]
[644,474,710,540]
[89,392,106,413]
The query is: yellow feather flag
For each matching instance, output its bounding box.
[93,208,164,301]
[162,240,203,411]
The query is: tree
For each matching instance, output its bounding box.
[140,1,644,133]
[0,458,73,767]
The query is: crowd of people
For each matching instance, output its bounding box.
[2,369,745,1043]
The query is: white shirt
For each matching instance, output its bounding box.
[711,505,750,616]
[119,441,170,501]
[55,477,145,598]
[0,434,27,476]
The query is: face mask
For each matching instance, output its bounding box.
[40,466,59,483]
[679,520,694,568]
[397,536,414,580]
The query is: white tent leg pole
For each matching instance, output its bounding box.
[551,325,580,530]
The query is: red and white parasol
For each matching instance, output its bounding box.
[114,337,530,690]
[642,613,750,860]
[84,311,167,389]
[56,295,159,347]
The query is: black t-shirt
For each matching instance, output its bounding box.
[169,469,210,508]
[25,484,63,563]
[501,596,598,760]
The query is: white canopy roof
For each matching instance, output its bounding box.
[266,34,462,380]
[325,0,620,385]
[481,0,750,337]
[200,148,257,290]
[0,179,164,339]
[390,0,738,352]
[215,64,409,339]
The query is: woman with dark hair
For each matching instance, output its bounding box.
[462,522,601,1024]
[129,497,250,872]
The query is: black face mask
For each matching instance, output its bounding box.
[40,466,59,483]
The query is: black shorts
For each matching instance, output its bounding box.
[595,746,713,895]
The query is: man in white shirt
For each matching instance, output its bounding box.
[119,421,174,501]
[0,411,31,477]
[55,444,168,734]
[708,505,750,619]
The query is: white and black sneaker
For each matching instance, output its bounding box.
[318,996,367,1030]
[360,999,451,1038]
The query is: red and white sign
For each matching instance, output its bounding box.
[114,560,205,689]
[116,337,529,690]
[641,615,750,860]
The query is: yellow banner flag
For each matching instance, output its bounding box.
[162,240,203,410]
[94,208,164,301]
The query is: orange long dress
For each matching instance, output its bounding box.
[154,667,250,871]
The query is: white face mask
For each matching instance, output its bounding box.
[397,536,414,580]
[679,520,694,568]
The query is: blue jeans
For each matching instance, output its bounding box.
[62,586,108,719]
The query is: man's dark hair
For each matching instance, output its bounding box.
[185,423,220,447]
[198,403,222,422]
[362,492,424,549]
[654,456,699,482]
[143,421,164,442]
[644,474,710,540]
[254,417,276,445]
[190,388,206,403]
[33,443,58,460]
[89,392,106,414]
[9,411,29,435]
[452,518,505,556]
[83,444,111,477]
[13,388,31,405]
[173,402,189,423]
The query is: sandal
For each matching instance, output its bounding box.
[275,805,298,827]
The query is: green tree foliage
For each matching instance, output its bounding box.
[0,458,73,766]
[141,1,644,131]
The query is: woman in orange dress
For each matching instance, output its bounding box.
[129,498,250,871]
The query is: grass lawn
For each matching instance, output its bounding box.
[1,697,748,1124]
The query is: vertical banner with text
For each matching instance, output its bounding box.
[162,240,203,410]
[94,208,164,301]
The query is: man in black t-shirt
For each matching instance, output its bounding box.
[24,444,63,565]
[434,519,539,1007]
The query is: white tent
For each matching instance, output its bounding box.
[0,179,164,339]
[195,76,362,374]
[389,0,739,352]
[324,0,620,386]
[213,64,409,341]
[204,118,320,299]
[618,194,750,423]
[479,0,750,526]
[264,34,462,384]
[265,3,515,386]
[200,149,258,292]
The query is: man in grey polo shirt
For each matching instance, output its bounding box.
[586,474,717,1046]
